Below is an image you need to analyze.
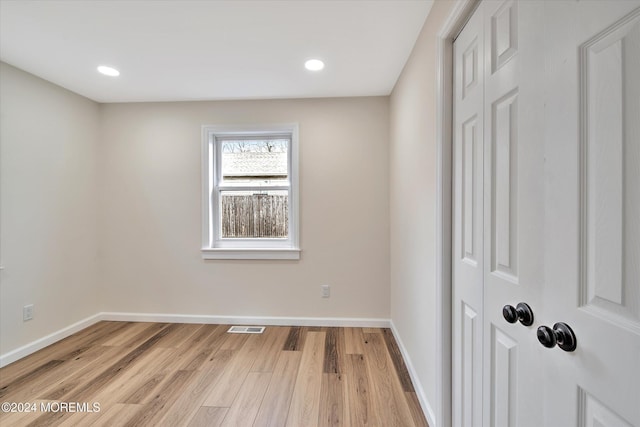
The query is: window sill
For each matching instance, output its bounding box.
[201,248,301,260]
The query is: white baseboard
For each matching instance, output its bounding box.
[1,312,390,367]
[390,320,437,427]
[100,312,390,328]
[0,313,103,368]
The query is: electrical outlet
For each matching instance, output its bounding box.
[321,285,330,298]
[23,304,34,321]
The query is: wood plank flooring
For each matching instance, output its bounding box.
[0,322,429,427]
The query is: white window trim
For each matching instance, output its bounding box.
[201,123,300,260]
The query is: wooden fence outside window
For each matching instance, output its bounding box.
[221,194,289,238]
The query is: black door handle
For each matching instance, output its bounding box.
[537,322,577,352]
[502,302,534,326]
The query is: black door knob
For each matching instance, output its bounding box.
[537,322,576,352]
[502,302,534,326]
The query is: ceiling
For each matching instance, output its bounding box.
[0,0,434,103]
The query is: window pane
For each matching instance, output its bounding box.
[220,190,289,239]
[221,139,288,185]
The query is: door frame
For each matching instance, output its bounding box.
[434,1,479,425]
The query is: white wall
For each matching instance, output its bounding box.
[0,62,101,353]
[97,98,390,319]
[389,0,456,423]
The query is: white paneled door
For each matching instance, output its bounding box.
[542,2,640,426]
[453,1,640,426]
[453,5,485,426]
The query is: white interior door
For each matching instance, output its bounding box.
[453,1,640,426]
[453,6,484,426]
[480,1,547,426]
[453,1,546,426]
[542,2,640,426]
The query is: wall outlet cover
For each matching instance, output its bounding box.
[322,285,330,298]
[23,304,34,321]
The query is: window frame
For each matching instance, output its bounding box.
[201,124,300,260]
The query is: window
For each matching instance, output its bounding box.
[201,124,300,259]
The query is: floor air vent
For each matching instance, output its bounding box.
[227,326,266,334]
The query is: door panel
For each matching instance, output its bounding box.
[578,389,635,427]
[462,116,480,266]
[490,0,517,74]
[490,88,518,282]
[461,303,479,427]
[581,8,640,331]
[490,325,517,427]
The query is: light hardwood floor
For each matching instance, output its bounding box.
[0,322,429,426]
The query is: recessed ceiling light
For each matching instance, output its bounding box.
[305,59,325,71]
[97,65,120,77]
